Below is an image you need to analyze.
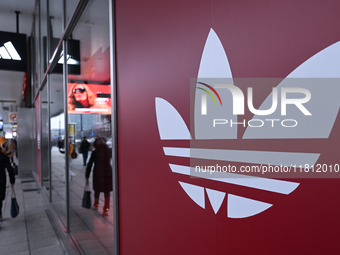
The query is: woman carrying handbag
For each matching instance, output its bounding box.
[0,149,15,220]
[85,137,112,216]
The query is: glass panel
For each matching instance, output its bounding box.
[49,0,63,67]
[49,0,63,35]
[66,0,80,25]
[34,2,40,97]
[41,0,53,75]
[41,81,49,190]
[40,0,50,191]
[30,35,36,98]
[50,73,67,225]
[69,0,113,253]
[40,0,47,79]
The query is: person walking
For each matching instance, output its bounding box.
[85,137,112,216]
[68,140,76,180]
[79,136,91,166]
[0,149,15,220]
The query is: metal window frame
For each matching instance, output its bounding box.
[109,0,119,254]
[46,0,52,202]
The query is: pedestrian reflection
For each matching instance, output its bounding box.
[85,137,112,216]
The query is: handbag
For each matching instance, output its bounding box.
[71,150,78,159]
[10,186,19,218]
[12,162,18,176]
[82,180,92,209]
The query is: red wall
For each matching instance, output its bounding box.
[116,1,340,254]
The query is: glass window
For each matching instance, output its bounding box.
[34,3,40,98]
[69,0,113,253]
[66,0,80,25]
[49,0,63,67]
[41,80,49,189]
[50,74,67,225]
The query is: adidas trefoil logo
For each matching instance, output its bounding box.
[155,28,340,218]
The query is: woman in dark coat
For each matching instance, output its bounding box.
[0,151,15,220]
[85,137,112,215]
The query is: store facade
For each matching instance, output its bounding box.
[30,0,340,254]
[30,0,118,254]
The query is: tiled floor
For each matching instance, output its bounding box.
[0,176,66,255]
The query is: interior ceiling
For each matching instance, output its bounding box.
[0,0,111,119]
[0,0,35,120]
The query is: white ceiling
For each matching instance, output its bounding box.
[0,0,35,119]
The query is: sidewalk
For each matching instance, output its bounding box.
[0,176,66,255]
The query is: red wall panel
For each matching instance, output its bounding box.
[116,1,340,254]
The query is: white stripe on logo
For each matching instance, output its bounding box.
[0,41,21,60]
